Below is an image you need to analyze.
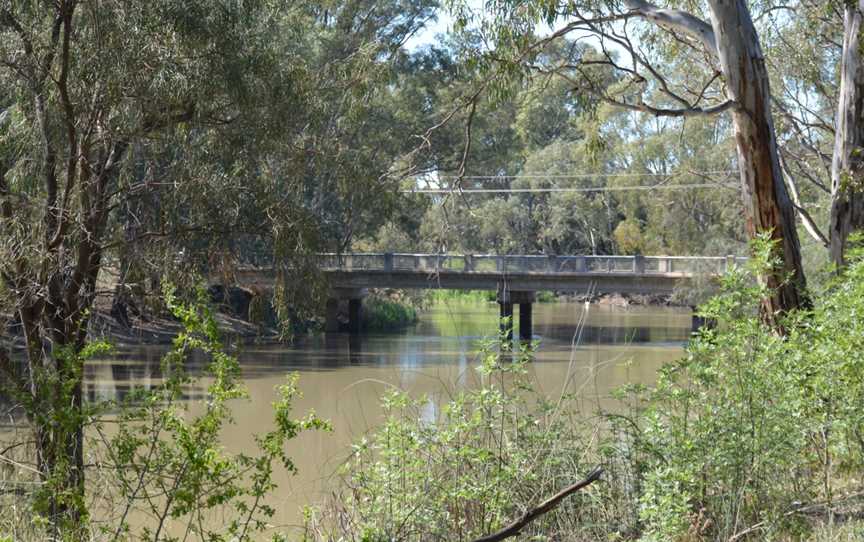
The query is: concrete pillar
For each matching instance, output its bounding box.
[325,298,340,333]
[498,289,535,349]
[348,298,362,334]
[349,334,362,364]
[634,254,646,274]
[519,302,533,343]
[384,252,394,272]
[499,301,514,345]
[575,256,587,272]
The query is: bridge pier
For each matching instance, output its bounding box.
[519,301,533,343]
[325,288,367,334]
[349,299,362,334]
[498,289,535,348]
[325,298,340,333]
[499,301,514,345]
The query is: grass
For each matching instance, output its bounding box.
[362,297,419,331]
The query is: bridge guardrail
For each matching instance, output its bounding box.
[316,253,746,276]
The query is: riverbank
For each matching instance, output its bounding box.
[4,290,422,349]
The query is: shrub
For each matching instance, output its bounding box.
[309,340,619,541]
[634,238,864,540]
[0,285,329,541]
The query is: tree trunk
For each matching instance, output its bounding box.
[830,0,864,268]
[707,0,810,323]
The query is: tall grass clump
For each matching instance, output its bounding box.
[362,297,419,331]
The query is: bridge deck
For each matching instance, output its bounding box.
[235,253,745,296]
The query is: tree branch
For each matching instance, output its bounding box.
[607,97,738,117]
[470,467,603,542]
[624,0,717,58]
[779,154,829,247]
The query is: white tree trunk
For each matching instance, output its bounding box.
[830,0,864,268]
[707,0,809,319]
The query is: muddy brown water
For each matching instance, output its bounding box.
[18,301,692,536]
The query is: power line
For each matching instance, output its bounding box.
[404,182,739,194]
[433,170,736,180]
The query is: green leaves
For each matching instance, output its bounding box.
[319,342,596,540]
[633,237,864,540]
[93,285,329,541]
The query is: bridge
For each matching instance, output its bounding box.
[235,253,744,340]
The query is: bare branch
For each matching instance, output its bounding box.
[779,154,829,247]
[607,97,738,117]
[470,467,603,542]
[624,0,717,58]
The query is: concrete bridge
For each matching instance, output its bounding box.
[235,253,744,340]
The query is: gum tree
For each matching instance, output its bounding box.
[0,0,435,532]
[450,0,815,323]
[830,0,864,266]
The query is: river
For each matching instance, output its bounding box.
[79,300,690,535]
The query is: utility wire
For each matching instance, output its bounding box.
[404,182,739,194]
[433,170,736,180]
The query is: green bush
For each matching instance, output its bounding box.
[426,289,498,303]
[1,285,328,541]
[310,340,617,541]
[426,289,558,303]
[633,238,864,541]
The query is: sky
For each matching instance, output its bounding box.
[404,5,456,51]
[404,2,582,53]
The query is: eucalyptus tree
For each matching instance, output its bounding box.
[829,1,864,266]
[447,0,815,324]
[0,0,436,533]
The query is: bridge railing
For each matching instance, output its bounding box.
[317,253,747,275]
